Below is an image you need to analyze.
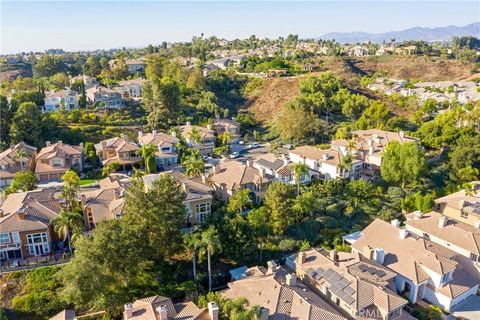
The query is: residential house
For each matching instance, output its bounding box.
[376,46,395,56]
[80,175,129,231]
[49,310,76,320]
[114,78,145,99]
[86,86,123,108]
[94,135,142,170]
[251,153,298,185]
[43,89,79,112]
[405,211,480,264]
[125,59,146,74]
[142,171,214,226]
[433,181,480,228]
[70,74,97,89]
[138,130,180,168]
[0,188,62,260]
[349,45,369,57]
[289,146,363,181]
[221,262,347,320]
[124,295,216,320]
[213,118,241,142]
[285,249,413,319]
[331,129,417,178]
[202,63,219,76]
[179,123,216,156]
[209,160,271,204]
[0,142,37,187]
[352,219,480,312]
[35,141,84,182]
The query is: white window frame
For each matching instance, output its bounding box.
[0,233,10,244]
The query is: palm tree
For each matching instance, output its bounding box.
[184,232,202,284]
[188,127,202,147]
[52,209,83,255]
[136,144,157,173]
[339,154,353,177]
[293,163,309,194]
[183,149,205,178]
[227,188,252,215]
[221,131,233,147]
[13,149,28,171]
[199,226,222,291]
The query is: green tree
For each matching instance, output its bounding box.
[199,225,222,292]
[10,102,44,147]
[10,171,37,192]
[13,148,29,171]
[247,207,269,262]
[83,56,102,77]
[142,77,180,129]
[136,144,157,174]
[276,102,317,143]
[52,208,84,255]
[84,142,99,168]
[33,55,66,77]
[228,189,253,214]
[61,170,81,210]
[184,232,202,283]
[381,141,426,188]
[356,101,389,129]
[182,149,205,178]
[264,182,295,235]
[293,163,309,194]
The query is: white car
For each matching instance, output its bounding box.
[229,152,240,159]
[248,143,259,148]
[238,140,245,145]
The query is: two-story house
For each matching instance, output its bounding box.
[352,219,480,312]
[114,78,145,100]
[86,86,123,109]
[94,135,142,171]
[35,141,84,182]
[142,171,214,226]
[0,188,62,261]
[179,123,216,156]
[285,248,411,320]
[434,181,480,228]
[43,89,79,112]
[125,59,146,74]
[213,118,241,142]
[209,160,271,204]
[70,74,97,89]
[0,142,37,187]
[289,145,363,181]
[251,153,298,185]
[138,130,180,169]
[80,175,129,230]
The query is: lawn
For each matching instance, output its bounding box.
[78,179,97,186]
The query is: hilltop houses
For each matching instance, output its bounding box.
[138,130,180,169]
[114,78,145,100]
[0,142,37,187]
[213,118,241,142]
[43,89,79,112]
[86,86,123,109]
[94,135,142,170]
[179,123,216,156]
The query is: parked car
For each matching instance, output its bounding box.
[248,143,259,148]
[229,152,240,159]
[238,140,245,145]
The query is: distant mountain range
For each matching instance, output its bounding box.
[317,22,479,43]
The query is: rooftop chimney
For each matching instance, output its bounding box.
[391,219,400,228]
[475,220,480,229]
[171,131,177,138]
[369,146,374,155]
[208,302,219,320]
[399,131,405,139]
[157,305,168,320]
[459,200,465,208]
[297,252,306,265]
[413,211,424,220]
[267,260,278,274]
[120,133,126,140]
[124,303,133,319]
[246,160,253,167]
[182,183,190,194]
[374,248,385,265]
[186,121,191,126]
[286,273,297,286]
[259,168,266,178]
[58,140,62,145]
[438,216,448,228]
[330,249,339,263]
[322,153,329,161]
[399,229,409,240]
[363,245,374,260]
[201,174,208,184]
[152,129,158,136]
[232,116,236,122]
[138,130,143,137]
[46,141,51,146]
[207,124,212,131]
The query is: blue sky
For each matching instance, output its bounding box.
[1,1,478,54]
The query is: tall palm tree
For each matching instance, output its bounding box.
[199,226,222,291]
[136,144,157,173]
[184,232,202,283]
[13,149,28,171]
[221,131,233,147]
[293,163,309,194]
[188,127,202,147]
[183,149,205,178]
[52,209,84,255]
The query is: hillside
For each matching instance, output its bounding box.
[243,56,477,122]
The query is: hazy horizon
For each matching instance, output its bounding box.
[1,1,478,54]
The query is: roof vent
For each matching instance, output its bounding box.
[414,211,424,220]
[391,219,400,227]
[438,216,448,228]
[399,229,409,240]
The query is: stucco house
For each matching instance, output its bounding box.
[35,141,84,182]
[43,89,79,112]
[0,142,37,187]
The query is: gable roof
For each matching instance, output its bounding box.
[210,160,270,191]
[138,132,179,148]
[127,295,209,320]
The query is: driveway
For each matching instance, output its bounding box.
[451,294,480,320]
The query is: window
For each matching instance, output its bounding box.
[52,159,62,167]
[12,232,20,243]
[27,233,49,256]
[0,233,10,243]
[195,202,211,223]
[461,210,469,219]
